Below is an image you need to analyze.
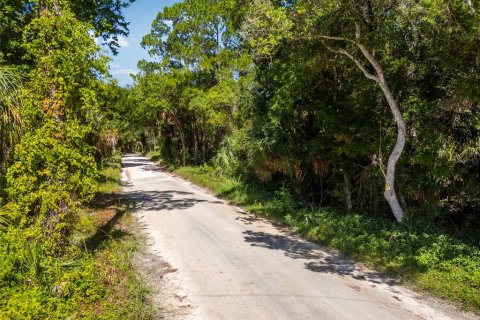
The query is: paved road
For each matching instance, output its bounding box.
[121,155,475,320]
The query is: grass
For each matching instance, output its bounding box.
[97,161,122,194]
[73,162,156,319]
[73,198,156,319]
[174,165,280,218]
[0,160,157,319]
[145,151,162,163]
[169,163,480,313]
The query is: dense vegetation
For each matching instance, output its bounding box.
[129,0,480,228]
[0,0,155,318]
[130,0,480,310]
[0,0,479,316]
[1,160,155,318]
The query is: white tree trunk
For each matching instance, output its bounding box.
[325,24,407,221]
[377,76,406,222]
[343,169,353,210]
[356,39,406,222]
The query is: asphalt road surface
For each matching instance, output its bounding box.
[121,155,476,320]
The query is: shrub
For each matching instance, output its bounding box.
[6,119,97,255]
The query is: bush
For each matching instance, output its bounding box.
[6,120,97,255]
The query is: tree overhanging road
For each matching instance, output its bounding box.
[121,155,476,320]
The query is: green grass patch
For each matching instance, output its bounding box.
[144,151,163,164]
[174,165,285,221]
[172,164,480,312]
[97,161,122,194]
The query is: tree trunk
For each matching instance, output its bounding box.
[171,112,186,165]
[353,24,406,222]
[0,122,4,166]
[376,76,406,222]
[152,129,157,152]
[327,24,407,221]
[343,169,353,210]
[192,120,198,164]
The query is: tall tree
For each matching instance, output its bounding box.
[128,0,480,226]
[0,0,134,65]
[6,0,103,253]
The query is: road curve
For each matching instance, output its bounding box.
[121,155,475,320]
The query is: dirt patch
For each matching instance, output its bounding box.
[131,216,195,320]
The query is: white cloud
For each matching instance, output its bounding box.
[89,33,129,48]
[110,68,137,76]
[88,30,101,45]
[117,36,130,48]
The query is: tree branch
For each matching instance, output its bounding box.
[301,27,380,81]
[326,46,377,81]
[316,35,356,44]
[353,23,385,82]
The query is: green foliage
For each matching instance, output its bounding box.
[0,0,134,64]
[0,161,156,319]
[240,0,293,57]
[23,4,106,125]
[6,119,97,254]
[0,1,155,318]
[2,2,109,255]
[131,0,254,164]
[212,129,252,177]
[97,160,122,194]
[0,209,156,319]
[272,184,295,214]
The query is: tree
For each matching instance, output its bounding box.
[317,23,407,222]
[0,0,134,65]
[22,0,107,125]
[6,0,105,254]
[134,0,252,165]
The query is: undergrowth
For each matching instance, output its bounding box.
[0,158,156,319]
[97,155,122,194]
[170,163,480,312]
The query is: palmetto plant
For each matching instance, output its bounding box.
[0,66,23,166]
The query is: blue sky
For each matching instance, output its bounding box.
[103,0,179,86]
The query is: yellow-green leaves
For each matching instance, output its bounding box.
[6,119,97,255]
[240,0,293,58]
[23,5,106,123]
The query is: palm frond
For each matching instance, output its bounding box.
[0,65,24,164]
[0,66,23,99]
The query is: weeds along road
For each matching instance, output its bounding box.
[121,155,476,320]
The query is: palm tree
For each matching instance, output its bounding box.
[0,66,23,167]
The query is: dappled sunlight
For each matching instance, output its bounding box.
[243,229,400,287]
[125,189,211,211]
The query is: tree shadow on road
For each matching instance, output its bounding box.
[243,230,399,286]
[124,190,222,211]
[121,155,167,173]
[121,157,152,168]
